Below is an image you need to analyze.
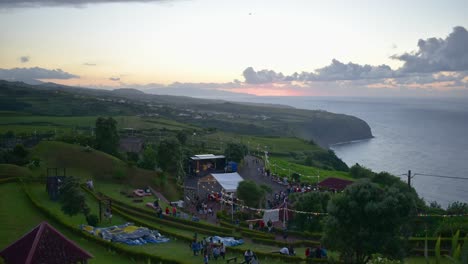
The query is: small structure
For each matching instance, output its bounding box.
[318,177,353,192]
[197,172,244,198]
[189,154,226,177]
[119,137,144,154]
[0,221,93,264]
[45,168,66,201]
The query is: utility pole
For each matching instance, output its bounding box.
[407,170,412,188]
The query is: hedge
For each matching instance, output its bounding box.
[18,180,184,264]
[0,177,19,184]
[85,187,233,235]
[251,237,321,248]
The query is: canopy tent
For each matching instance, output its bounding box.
[197,172,244,198]
[0,221,93,264]
[211,172,244,192]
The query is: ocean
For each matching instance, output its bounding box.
[229,96,468,207]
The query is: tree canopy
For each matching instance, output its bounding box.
[236,180,267,208]
[59,176,88,217]
[157,137,185,182]
[224,143,248,163]
[95,117,119,155]
[139,145,157,170]
[323,180,416,263]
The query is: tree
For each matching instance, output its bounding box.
[349,163,374,179]
[139,145,157,170]
[236,180,266,208]
[157,137,185,182]
[447,202,468,215]
[95,117,119,155]
[291,172,301,182]
[224,143,248,163]
[323,180,416,263]
[289,191,330,231]
[59,176,88,217]
[176,130,188,145]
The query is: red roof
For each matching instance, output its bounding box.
[0,221,93,264]
[318,177,353,191]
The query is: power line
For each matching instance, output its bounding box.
[413,172,468,180]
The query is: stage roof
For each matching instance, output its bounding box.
[191,154,225,160]
[211,172,244,192]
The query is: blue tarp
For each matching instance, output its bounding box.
[207,236,244,247]
[80,222,170,246]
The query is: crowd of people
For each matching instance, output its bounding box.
[190,236,227,263]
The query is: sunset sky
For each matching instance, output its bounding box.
[0,0,467,96]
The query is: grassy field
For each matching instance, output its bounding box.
[268,157,352,182]
[0,182,141,264]
[0,114,196,135]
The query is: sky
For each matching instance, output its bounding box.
[0,0,467,96]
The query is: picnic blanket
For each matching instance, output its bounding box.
[81,222,169,245]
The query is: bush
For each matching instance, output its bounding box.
[86,214,99,226]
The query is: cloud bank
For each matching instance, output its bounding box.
[240,26,468,95]
[392,26,468,73]
[0,67,79,84]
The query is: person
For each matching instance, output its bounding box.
[244,249,254,263]
[86,179,93,190]
[156,207,163,218]
[315,244,323,258]
[249,222,253,230]
[220,243,226,260]
[279,247,289,255]
[288,245,295,256]
[191,240,198,256]
[165,206,170,215]
[305,247,311,258]
[267,219,273,232]
[212,246,220,260]
[104,207,112,223]
[259,220,265,231]
[203,254,209,264]
[153,198,159,208]
[172,206,177,216]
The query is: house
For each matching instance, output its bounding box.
[0,221,93,264]
[119,137,144,154]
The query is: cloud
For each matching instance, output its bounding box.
[109,77,120,81]
[244,59,396,83]
[19,56,30,63]
[391,26,468,73]
[83,62,96,66]
[0,0,169,8]
[242,67,285,84]
[0,67,79,84]
[311,59,396,81]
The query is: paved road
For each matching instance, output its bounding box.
[238,155,287,194]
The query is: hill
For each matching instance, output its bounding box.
[27,141,179,200]
[0,80,372,147]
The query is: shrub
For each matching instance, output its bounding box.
[86,214,99,226]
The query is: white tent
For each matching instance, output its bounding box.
[211,172,244,192]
